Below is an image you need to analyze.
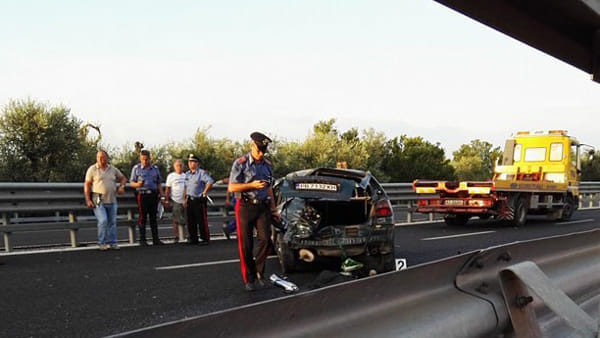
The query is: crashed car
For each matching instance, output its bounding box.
[272,168,395,274]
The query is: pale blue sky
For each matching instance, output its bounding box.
[1,1,598,154]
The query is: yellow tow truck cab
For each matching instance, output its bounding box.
[413,130,583,226]
[494,130,580,196]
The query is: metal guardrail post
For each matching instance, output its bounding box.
[429,213,434,222]
[406,201,413,223]
[2,212,11,253]
[127,210,135,244]
[579,194,583,209]
[68,212,77,248]
[589,194,594,208]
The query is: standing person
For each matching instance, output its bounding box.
[185,154,214,245]
[130,149,165,246]
[165,159,187,243]
[84,150,127,250]
[228,132,280,291]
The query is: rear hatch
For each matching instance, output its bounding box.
[279,175,373,241]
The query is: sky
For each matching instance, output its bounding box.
[1,1,599,156]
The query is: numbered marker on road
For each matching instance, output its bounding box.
[395,258,407,271]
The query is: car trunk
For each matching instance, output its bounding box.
[309,199,370,227]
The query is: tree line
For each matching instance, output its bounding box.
[1,99,599,183]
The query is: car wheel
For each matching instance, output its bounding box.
[276,232,297,273]
[511,198,527,227]
[444,214,469,226]
[560,196,575,221]
[377,253,395,273]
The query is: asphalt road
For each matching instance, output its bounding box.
[1,209,599,337]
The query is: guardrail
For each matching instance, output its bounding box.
[113,229,600,337]
[1,182,599,252]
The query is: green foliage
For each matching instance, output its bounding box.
[452,139,501,181]
[269,120,389,179]
[111,128,244,181]
[0,99,98,182]
[2,99,522,184]
[581,152,600,180]
[381,136,456,182]
[166,127,244,180]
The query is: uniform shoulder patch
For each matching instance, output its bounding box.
[237,156,247,164]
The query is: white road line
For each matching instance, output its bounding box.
[556,218,595,225]
[154,256,277,271]
[421,230,496,241]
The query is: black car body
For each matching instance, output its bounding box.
[272,168,395,273]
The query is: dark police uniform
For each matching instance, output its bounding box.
[229,132,275,288]
[185,154,214,244]
[131,162,162,244]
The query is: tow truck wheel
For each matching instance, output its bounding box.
[276,232,298,273]
[511,198,527,227]
[444,215,469,226]
[560,197,575,221]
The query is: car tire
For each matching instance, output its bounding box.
[511,198,528,227]
[377,253,395,273]
[560,196,575,221]
[276,232,297,273]
[444,214,469,226]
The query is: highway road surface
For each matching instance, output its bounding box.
[1,209,599,337]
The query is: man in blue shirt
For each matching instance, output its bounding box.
[228,132,280,291]
[185,153,214,245]
[130,149,165,246]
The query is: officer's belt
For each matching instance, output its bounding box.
[240,197,268,205]
[138,189,156,195]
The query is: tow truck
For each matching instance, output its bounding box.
[413,130,591,226]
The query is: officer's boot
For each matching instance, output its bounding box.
[151,225,163,245]
[139,225,148,246]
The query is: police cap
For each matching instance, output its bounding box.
[187,153,199,162]
[250,132,272,153]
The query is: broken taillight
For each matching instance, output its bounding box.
[375,200,393,217]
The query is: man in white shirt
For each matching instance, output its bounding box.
[165,159,187,243]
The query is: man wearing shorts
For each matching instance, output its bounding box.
[165,159,187,243]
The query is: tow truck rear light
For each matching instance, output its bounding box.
[375,200,393,217]
[417,200,428,206]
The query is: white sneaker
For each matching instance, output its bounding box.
[110,244,120,250]
[98,244,108,251]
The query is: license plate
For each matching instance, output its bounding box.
[294,183,338,192]
[444,199,464,206]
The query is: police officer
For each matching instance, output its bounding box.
[185,154,214,245]
[130,149,165,246]
[228,132,280,291]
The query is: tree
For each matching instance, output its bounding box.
[381,136,455,182]
[0,99,98,182]
[452,139,501,181]
[581,151,600,181]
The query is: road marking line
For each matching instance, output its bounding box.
[154,256,277,270]
[556,218,594,225]
[421,231,496,241]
